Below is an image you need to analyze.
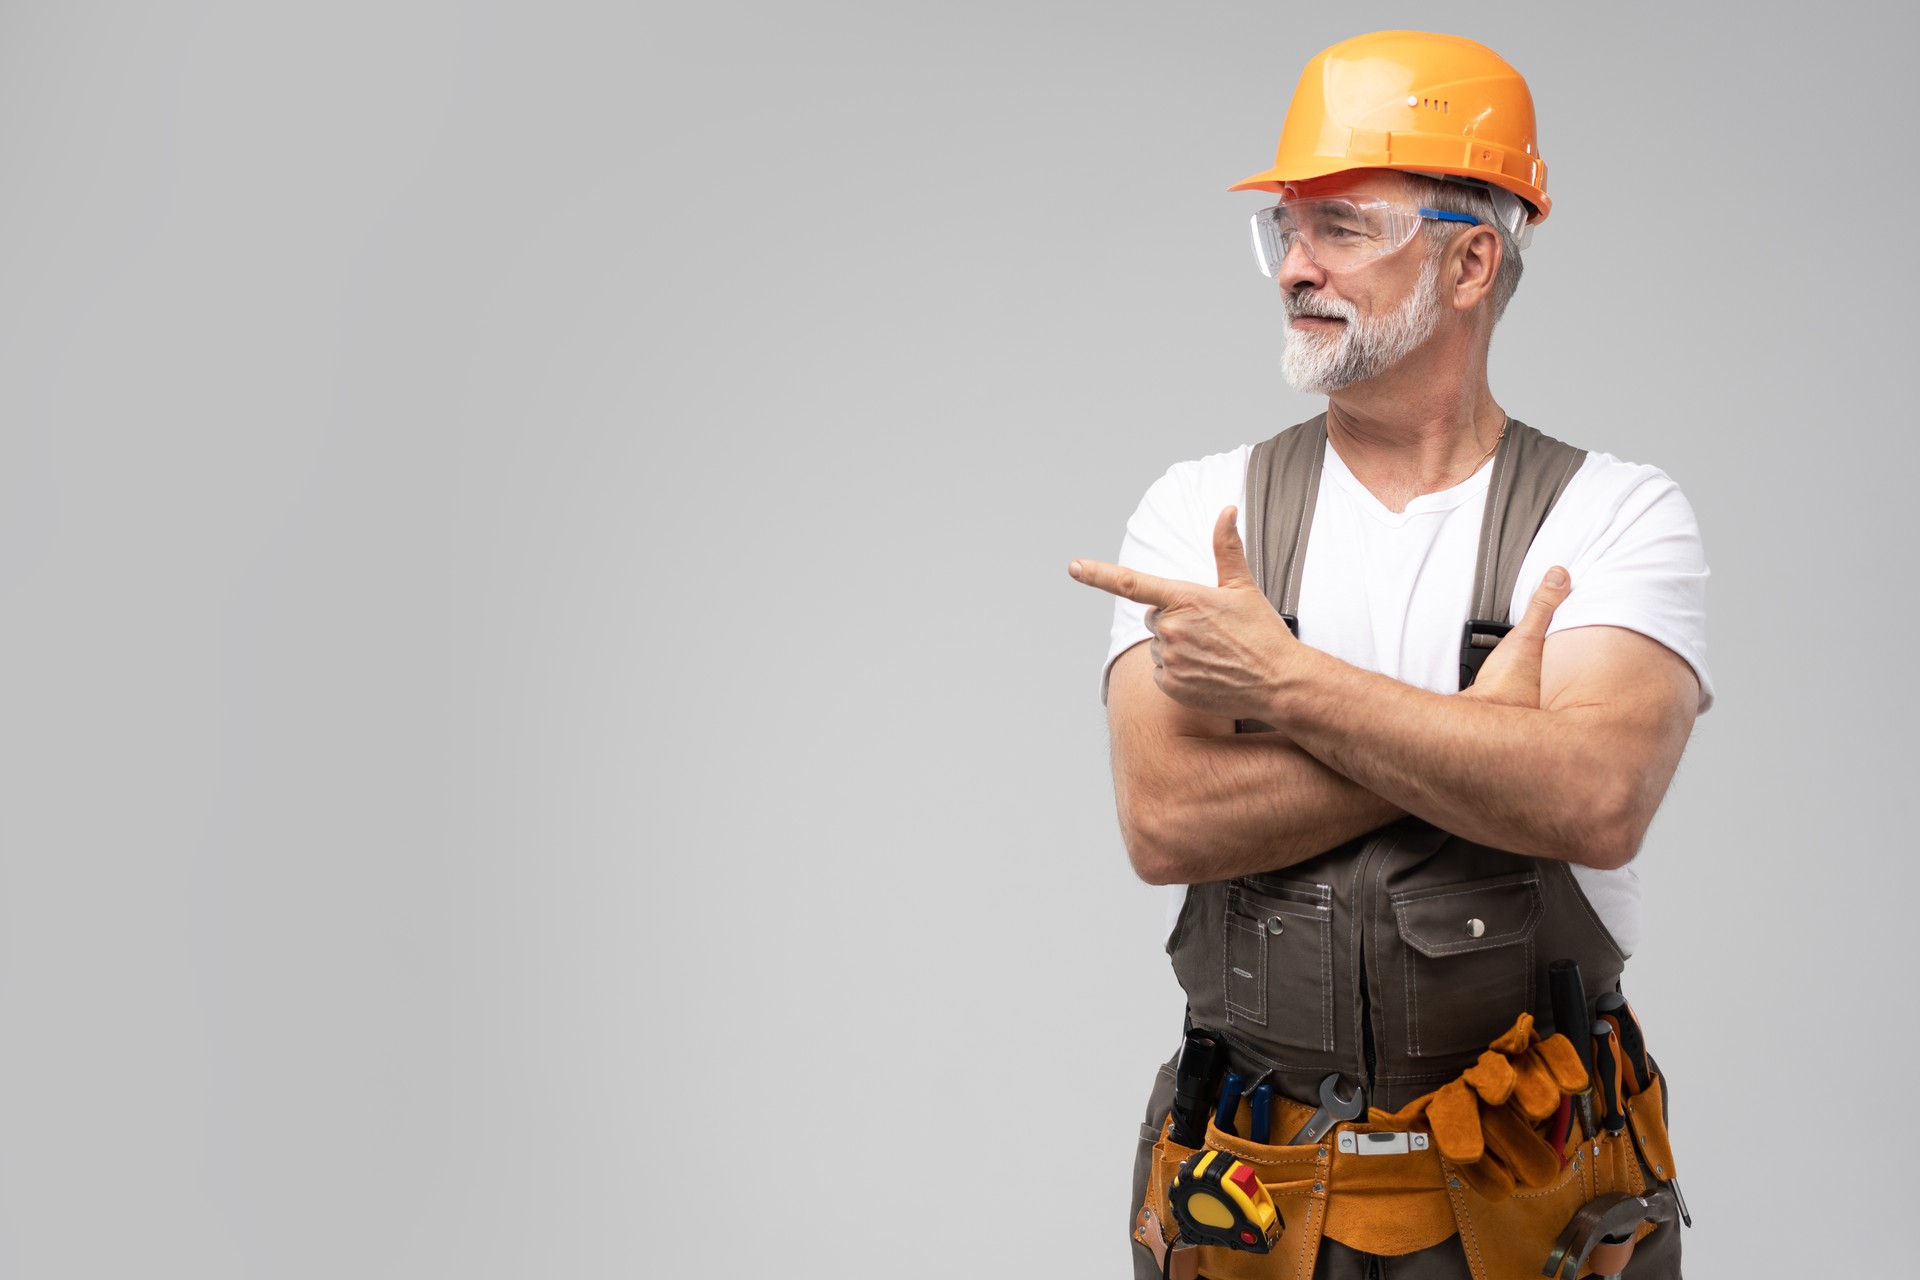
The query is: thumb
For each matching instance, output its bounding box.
[1507,566,1571,643]
[1213,506,1256,589]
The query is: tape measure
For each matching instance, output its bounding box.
[1168,1149,1282,1253]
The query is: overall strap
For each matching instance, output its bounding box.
[1236,416,1325,733]
[1238,415,1588,716]
[1459,420,1586,689]
[1244,414,1327,624]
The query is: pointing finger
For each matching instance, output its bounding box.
[1068,558,1186,608]
[1213,506,1256,589]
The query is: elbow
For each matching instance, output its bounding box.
[1129,848,1179,886]
[1580,827,1641,872]
[1120,799,1187,886]
[1576,772,1654,872]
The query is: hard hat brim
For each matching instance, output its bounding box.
[1228,162,1550,222]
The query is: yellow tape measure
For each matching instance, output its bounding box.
[1168,1150,1282,1253]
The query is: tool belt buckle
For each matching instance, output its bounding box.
[1336,1129,1429,1156]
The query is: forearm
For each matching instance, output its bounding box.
[1266,648,1635,868]
[1120,730,1404,885]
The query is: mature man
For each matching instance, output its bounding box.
[1069,31,1710,1280]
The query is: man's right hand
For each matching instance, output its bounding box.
[1459,567,1572,708]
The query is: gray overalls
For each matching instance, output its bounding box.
[1126,417,1682,1279]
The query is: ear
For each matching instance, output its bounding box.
[1448,224,1503,315]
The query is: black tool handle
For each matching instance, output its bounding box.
[1548,960,1594,1086]
[1169,1027,1226,1148]
[1592,1020,1625,1134]
[1596,990,1650,1090]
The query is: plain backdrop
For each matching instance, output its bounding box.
[0,1,1911,1275]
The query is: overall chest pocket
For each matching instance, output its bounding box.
[1224,879,1333,1053]
[1388,872,1543,1060]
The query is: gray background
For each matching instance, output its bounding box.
[0,1,1908,1275]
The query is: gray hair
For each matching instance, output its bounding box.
[1398,173,1527,324]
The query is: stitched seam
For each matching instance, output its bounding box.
[1446,1169,1486,1280]
[1504,441,1583,622]
[1391,878,1537,904]
[1223,887,1269,1025]
[1394,896,1544,954]
[1550,449,1582,505]
[1281,428,1322,613]
[1374,844,1390,1066]
[1404,913,1419,1059]
[1296,1189,1323,1278]
[1320,882,1334,1053]
[1222,890,1234,1027]
[1212,1150,1323,1168]
[1476,440,1514,620]
[1372,846,1394,1060]
[1390,876,1545,954]
[1523,928,1535,1048]
[1348,853,1368,1075]
[1504,1145,1585,1199]
[1246,442,1265,602]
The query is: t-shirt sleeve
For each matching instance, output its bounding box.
[1515,457,1715,714]
[1099,462,1219,706]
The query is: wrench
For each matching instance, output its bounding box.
[1285,1073,1366,1145]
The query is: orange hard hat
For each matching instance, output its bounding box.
[1229,30,1550,223]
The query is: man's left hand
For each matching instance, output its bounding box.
[1070,506,1299,722]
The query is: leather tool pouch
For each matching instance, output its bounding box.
[1138,1090,1469,1278]
[1133,1045,1684,1280]
[1137,1092,1329,1280]
[1624,1062,1678,1188]
[1445,1043,1681,1280]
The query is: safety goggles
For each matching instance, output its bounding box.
[1249,196,1481,276]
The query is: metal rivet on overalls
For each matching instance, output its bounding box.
[1448,1178,1460,1189]
[1266,916,1284,935]
[1655,1164,1665,1175]
[1313,1182,1323,1193]
[1465,918,1485,938]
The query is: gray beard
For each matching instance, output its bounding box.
[1281,256,1443,394]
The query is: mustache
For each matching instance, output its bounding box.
[1284,292,1356,322]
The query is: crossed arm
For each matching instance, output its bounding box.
[1080,508,1702,885]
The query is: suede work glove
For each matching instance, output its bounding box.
[1426,1012,1589,1201]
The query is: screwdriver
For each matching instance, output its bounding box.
[1592,1019,1625,1135]
[1549,960,1598,1146]
[1215,1072,1245,1137]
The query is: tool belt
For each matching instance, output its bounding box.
[1133,1014,1682,1280]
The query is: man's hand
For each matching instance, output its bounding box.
[1071,507,1298,722]
[1459,567,1573,708]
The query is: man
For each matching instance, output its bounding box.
[1069,31,1710,1280]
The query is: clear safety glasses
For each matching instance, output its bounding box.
[1249,196,1482,277]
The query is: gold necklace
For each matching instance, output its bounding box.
[1468,415,1510,477]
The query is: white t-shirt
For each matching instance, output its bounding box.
[1100,438,1714,958]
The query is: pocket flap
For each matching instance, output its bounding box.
[1230,878,1332,920]
[1391,872,1543,959]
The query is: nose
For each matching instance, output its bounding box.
[1276,234,1326,294]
